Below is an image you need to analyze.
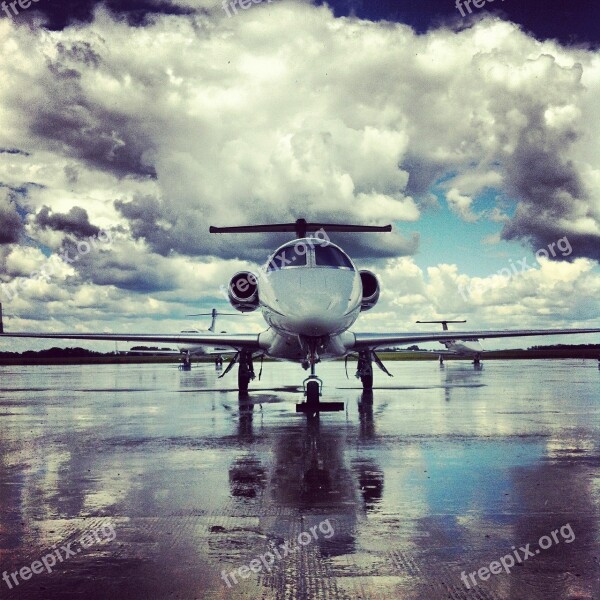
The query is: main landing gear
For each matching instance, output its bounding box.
[180,351,192,371]
[237,350,255,394]
[355,350,392,390]
[356,350,373,390]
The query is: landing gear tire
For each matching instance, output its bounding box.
[238,351,254,394]
[357,350,373,390]
[306,380,320,414]
[360,373,373,391]
[238,370,251,393]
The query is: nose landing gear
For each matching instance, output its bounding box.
[296,341,344,415]
[296,375,344,415]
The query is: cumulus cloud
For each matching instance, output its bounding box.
[35,205,101,238]
[0,189,23,244]
[0,4,599,339]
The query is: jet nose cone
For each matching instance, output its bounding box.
[267,267,361,336]
[282,296,352,336]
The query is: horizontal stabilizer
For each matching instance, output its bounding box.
[210,218,391,238]
[416,319,466,331]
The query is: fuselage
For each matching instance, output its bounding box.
[178,329,230,355]
[257,237,363,362]
[442,339,483,356]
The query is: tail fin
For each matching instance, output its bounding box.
[416,320,466,331]
[186,308,244,332]
[210,218,391,239]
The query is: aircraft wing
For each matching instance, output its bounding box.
[0,332,262,351]
[351,328,600,350]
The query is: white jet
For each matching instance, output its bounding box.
[2,219,599,416]
[126,308,241,369]
[415,320,484,365]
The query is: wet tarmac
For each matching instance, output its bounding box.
[0,359,599,599]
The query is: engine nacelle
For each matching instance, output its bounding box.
[359,269,380,311]
[228,271,259,312]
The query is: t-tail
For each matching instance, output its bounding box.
[186,308,244,332]
[416,319,466,331]
[210,217,392,239]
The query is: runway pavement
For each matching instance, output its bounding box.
[0,359,599,599]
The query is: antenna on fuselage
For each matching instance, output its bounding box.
[209,218,392,239]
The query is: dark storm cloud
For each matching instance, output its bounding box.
[114,195,419,261]
[55,42,102,68]
[64,239,181,292]
[3,0,195,30]
[332,231,419,260]
[8,40,157,179]
[0,197,23,244]
[29,105,157,179]
[500,106,600,261]
[35,205,100,238]
[0,148,30,156]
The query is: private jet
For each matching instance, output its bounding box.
[177,308,241,369]
[1,219,599,416]
[415,320,484,364]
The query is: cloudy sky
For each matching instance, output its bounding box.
[1,0,599,351]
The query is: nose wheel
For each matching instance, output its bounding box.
[296,340,344,415]
[296,376,344,415]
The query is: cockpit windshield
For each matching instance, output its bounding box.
[314,245,354,269]
[266,241,354,271]
[267,244,307,271]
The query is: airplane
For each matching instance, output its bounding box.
[174,308,242,369]
[1,218,599,416]
[415,320,484,364]
[124,307,242,368]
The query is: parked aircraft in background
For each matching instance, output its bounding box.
[416,320,484,364]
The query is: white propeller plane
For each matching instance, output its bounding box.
[1,218,599,416]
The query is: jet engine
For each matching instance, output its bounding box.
[359,270,380,311]
[228,271,259,312]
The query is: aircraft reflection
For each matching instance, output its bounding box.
[225,392,385,557]
[440,362,485,402]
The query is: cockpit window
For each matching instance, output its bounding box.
[267,244,307,271]
[314,245,354,269]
